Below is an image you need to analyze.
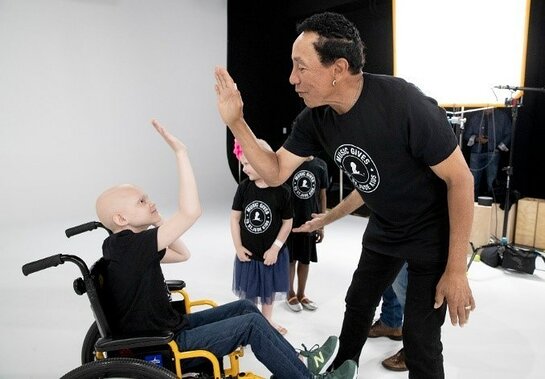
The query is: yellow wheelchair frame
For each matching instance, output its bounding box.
[92,282,264,379]
[23,221,265,379]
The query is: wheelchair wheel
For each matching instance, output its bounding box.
[60,357,178,379]
[81,321,100,364]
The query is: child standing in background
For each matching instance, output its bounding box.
[230,139,293,335]
[286,156,329,312]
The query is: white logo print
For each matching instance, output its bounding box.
[244,201,272,234]
[334,144,380,193]
[292,170,316,200]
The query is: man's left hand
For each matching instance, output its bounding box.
[434,271,476,327]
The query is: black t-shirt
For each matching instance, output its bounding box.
[284,73,457,261]
[232,179,293,261]
[101,228,186,336]
[287,157,329,227]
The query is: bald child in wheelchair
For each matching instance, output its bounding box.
[94,120,357,379]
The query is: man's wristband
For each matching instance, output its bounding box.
[273,239,284,248]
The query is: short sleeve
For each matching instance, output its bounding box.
[281,184,293,220]
[232,179,249,211]
[283,108,324,158]
[406,84,457,166]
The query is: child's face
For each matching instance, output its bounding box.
[240,154,262,181]
[119,186,162,229]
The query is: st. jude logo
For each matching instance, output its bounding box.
[244,201,272,234]
[292,170,316,200]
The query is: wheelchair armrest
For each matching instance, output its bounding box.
[165,280,186,291]
[95,331,174,352]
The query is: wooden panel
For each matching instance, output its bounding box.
[534,201,545,249]
[470,203,492,250]
[515,198,539,247]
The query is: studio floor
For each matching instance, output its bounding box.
[2,207,544,378]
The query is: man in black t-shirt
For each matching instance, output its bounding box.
[215,12,475,379]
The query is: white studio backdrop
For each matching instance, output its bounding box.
[0,0,234,346]
[0,0,233,230]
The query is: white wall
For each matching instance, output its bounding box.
[0,0,233,229]
[0,4,234,375]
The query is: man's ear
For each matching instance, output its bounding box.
[333,58,350,78]
[113,213,128,227]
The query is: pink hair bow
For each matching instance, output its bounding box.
[233,139,243,160]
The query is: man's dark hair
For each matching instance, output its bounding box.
[296,12,365,74]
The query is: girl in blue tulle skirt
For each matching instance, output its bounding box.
[230,139,292,335]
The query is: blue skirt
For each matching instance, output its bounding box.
[232,246,289,305]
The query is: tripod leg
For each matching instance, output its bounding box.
[467,242,479,271]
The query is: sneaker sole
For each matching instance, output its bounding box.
[381,361,408,372]
[351,366,359,379]
[368,334,403,341]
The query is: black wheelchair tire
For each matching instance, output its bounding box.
[81,321,100,364]
[60,357,178,379]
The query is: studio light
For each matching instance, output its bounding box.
[393,0,531,107]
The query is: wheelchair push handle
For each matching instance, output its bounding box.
[22,254,64,276]
[65,221,110,238]
[22,253,90,277]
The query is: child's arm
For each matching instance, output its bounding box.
[154,217,192,263]
[230,210,253,262]
[263,217,293,266]
[152,120,202,261]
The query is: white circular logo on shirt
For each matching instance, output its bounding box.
[244,201,272,234]
[334,144,380,193]
[292,170,316,200]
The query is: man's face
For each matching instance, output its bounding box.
[289,32,335,108]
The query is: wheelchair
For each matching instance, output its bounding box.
[22,221,264,379]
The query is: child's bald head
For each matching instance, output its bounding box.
[96,184,143,232]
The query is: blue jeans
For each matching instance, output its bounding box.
[470,151,500,198]
[333,248,447,379]
[379,263,408,328]
[176,299,312,379]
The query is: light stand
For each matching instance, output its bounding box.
[447,107,467,147]
[468,85,545,270]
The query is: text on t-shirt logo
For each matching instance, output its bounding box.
[334,144,380,193]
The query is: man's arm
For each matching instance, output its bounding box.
[293,189,364,233]
[315,188,328,243]
[430,146,476,326]
[215,66,306,185]
[152,120,202,258]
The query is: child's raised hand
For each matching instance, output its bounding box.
[152,119,187,153]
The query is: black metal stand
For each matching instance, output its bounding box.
[467,85,545,270]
